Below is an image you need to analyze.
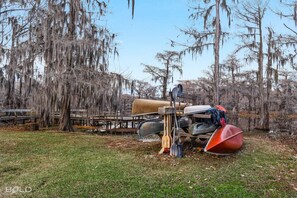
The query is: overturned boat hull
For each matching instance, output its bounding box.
[184,105,211,115]
[132,99,187,116]
[137,119,163,138]
[137,117,189,138]
[189,123,218,136]
[204,124,243,155]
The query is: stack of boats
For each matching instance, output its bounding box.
[133,99,243,155]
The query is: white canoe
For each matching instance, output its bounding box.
[184,105,211,115]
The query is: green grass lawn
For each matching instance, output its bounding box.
[0,130,296,198]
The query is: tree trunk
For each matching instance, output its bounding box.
[42,84,52,127]
[214,0,221,105]
[19,75,22,108]
[42,15,54,128]
[257,7,269,131]
[6,19,17,108]
[231,65,239,125]
[162,79,167,100]
[264,29,274,131]
[59,0,75,131]
[162,62,170,100]
[59,86,73,131]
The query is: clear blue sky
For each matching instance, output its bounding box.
[106,0,211,86]
[105,0,294,86]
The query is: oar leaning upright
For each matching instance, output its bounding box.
[158,106,174,154]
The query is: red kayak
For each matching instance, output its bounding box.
[204,124,243,155]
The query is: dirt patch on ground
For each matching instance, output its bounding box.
[0,125,61,132]
[245,132,297,153]
[103,132,297,168]
[105,133,292,148]
[106,137,147,149]
[0,125,30,132]
[257,132,297,153]
[276,135,297,152]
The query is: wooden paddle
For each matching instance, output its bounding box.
[160,115,171,154]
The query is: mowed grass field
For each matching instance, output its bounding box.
[0,129,296,197]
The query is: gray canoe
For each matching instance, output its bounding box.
[137,117,189,138]
[189,123,218,136]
